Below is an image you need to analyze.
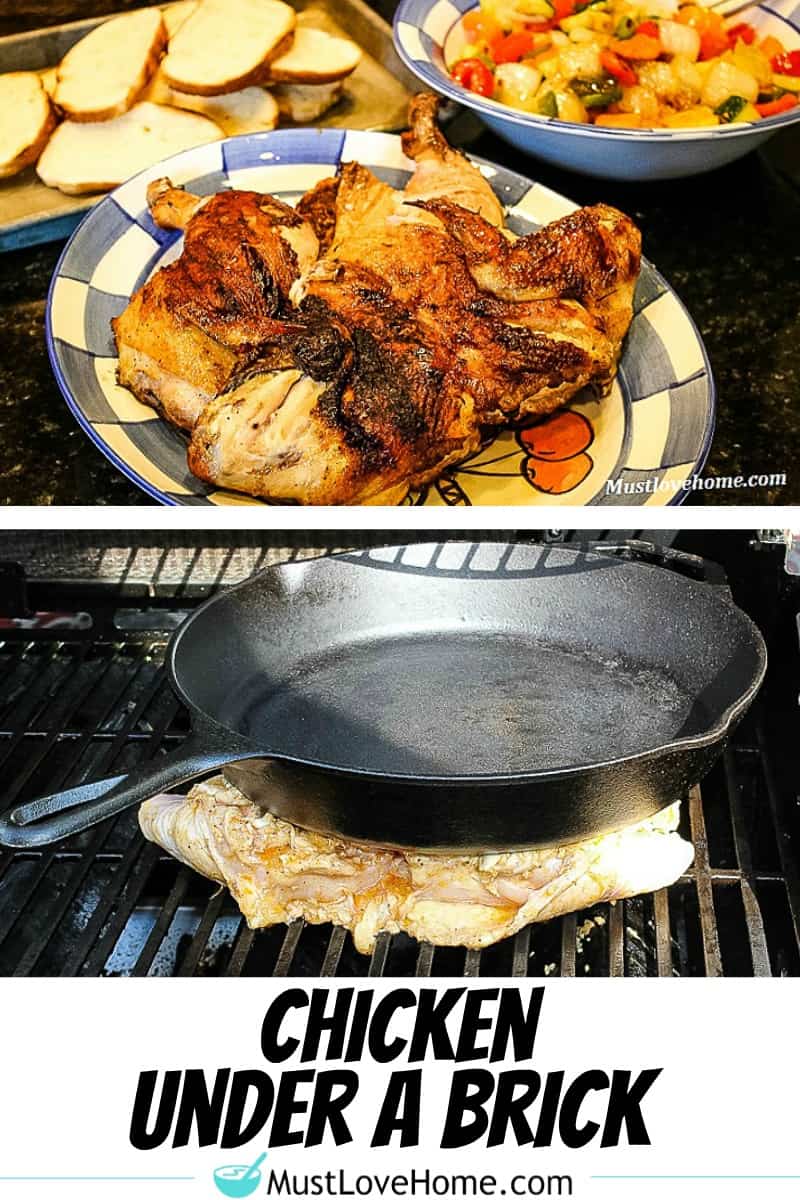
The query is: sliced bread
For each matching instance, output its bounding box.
[0,73,55,179]
[169,86,279,135]
[267,28,362,84]
[54,8,167,123]
[162,0,296,96]
[36,101,222,195]
[163,0,197,40]
[271,81,344,123]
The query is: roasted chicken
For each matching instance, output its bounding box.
[139,776,693,955]
[112,93,641,503]
[112,180,318,429]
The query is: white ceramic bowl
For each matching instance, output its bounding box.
[393,0,800,179]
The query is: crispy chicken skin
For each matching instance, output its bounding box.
[112,179,317,429]
[139,776,694,955]
[400,92,505,228]
[415,196,641,352]
[188,140,624,502]
[112,94,641,501]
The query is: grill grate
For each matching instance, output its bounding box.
[0,538,798,979]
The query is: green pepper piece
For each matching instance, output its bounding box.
[537,90,558,117]
[571,75,622,107]
[714,94,748,122]
[583,85,623,107]
[614,14,636,38]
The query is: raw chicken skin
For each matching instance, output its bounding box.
[139,777,694,955]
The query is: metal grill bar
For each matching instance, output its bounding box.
[723,748,771,976]
[60,694,183,975]
[8,657,158,974]
[463,949,481,978]
[226,923,256,978]
[321,926,348,977]
[77,843,161,977]
[688,785,723,977]
[608,903,625,977]
[273,919,304,977]
[511,928,530,978]
[757,720,800,957]
[653,889,673,977]
[368,932,391,978]
[132,867,192,978]
[177,890,227,977]
[415,943,434,977]
[560,914,576,978]
[0,649,119,951]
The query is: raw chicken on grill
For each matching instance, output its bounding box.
[139,776,693,955]
[112,93,641,503]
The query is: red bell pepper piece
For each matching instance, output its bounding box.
[636,19,659,38]
[492,31,535,62]
[451,57,495,97]
[699,28,730,59]
[600,48,637,86]
[726,21,756,46]
[755,93,799,117]
[552,0,577,19]
[771,49,800,76]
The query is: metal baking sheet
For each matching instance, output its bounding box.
[0,0,418,251]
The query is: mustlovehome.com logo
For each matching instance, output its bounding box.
[213,1152,267,1198]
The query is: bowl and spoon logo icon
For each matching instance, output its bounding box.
[213,1151,267,1197]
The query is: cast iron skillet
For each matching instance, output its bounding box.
[0,541,767,852]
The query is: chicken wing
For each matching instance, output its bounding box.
[139,776,694,955]
[415,196,641,352]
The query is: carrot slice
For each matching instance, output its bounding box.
[594,112,643,126]
[608,33,662,58]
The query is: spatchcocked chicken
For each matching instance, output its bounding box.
[113,93,641,504]
[139,777,693,955]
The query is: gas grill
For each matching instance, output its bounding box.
[0,530,797,979]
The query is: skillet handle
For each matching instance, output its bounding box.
[587,540,730,590]
[0,733,251,849]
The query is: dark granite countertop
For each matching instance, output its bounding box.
[0,0,798,505]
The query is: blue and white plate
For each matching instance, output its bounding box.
[46,129,714,506]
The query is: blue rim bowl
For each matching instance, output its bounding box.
[393,0,800,179]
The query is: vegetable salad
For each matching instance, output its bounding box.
[448,1,800,128]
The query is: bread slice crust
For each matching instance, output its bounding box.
[162,0,297,97]
[54,9,167,123]
[0,72,55,178]
[266,28,363,85]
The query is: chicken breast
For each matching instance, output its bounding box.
[139,776,694,955]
